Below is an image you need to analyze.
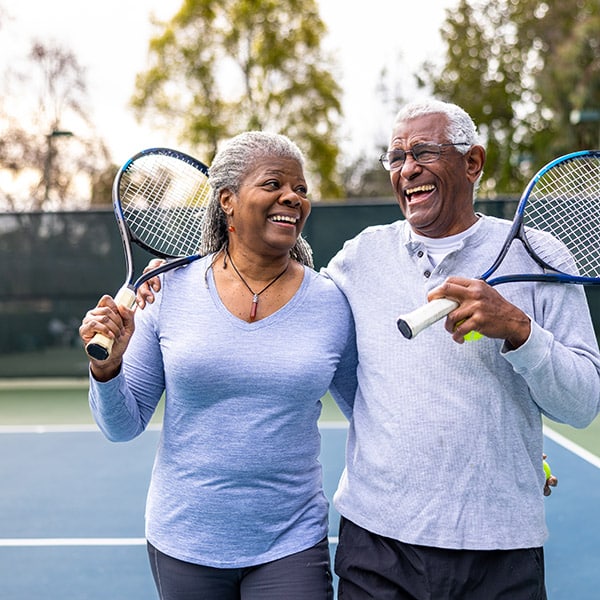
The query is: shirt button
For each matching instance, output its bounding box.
[424,270,431,278]
[417,250,424,258]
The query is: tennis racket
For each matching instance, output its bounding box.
[85,147,210,360]
[397,149,600,339]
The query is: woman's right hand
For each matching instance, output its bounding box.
[136,258,166,309]
[79,295,136,381]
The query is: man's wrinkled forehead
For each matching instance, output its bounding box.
[390,113,450,146]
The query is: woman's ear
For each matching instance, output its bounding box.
[220,189,234,215]
[465,145,486,183]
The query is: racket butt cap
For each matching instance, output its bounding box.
[396,318,414,339]
[85,343,110,361]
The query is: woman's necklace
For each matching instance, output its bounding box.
[225,250,289,321]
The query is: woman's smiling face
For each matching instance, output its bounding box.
[221,156,311,257]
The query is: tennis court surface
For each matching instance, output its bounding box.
[1,381,599,599]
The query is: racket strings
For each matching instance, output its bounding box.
[524,155,600,278]
[128,173,200,255]
[124,169,208,255]
[120,155,210,257]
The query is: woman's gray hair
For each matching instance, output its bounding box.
[392,99,481,152]
[199,131,314,267]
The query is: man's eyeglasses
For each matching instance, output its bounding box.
[379,142,471,172]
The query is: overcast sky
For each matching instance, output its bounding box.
[0,0,456,165]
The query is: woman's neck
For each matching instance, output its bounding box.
[222,246,291,283]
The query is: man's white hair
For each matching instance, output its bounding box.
[393,99,481,152]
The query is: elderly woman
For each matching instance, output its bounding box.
[79,132,357,600]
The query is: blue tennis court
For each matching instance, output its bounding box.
[0,423,599,599]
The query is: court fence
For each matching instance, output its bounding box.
[2,199,599,378]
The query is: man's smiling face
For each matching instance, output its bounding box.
[389,113,483,238]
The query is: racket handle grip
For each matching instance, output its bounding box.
[396,298,459,339]
[85,286,137,361]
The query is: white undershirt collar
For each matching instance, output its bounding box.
[411,218,483,267]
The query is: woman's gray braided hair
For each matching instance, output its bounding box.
[199,131,314,268]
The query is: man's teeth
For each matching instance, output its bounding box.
[406,184,435,196]
[270,215,298,223]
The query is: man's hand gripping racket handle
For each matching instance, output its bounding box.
[85,287,137,361]
[396,298,459,339]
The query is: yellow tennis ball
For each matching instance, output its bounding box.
[455,319,483,342]
[464,330,483,342]
[543,459,552,479]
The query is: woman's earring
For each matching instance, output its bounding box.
[228,224,235,233]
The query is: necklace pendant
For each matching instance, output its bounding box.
[225,250,289,322]
[250,294,259,320]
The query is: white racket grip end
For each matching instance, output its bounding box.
[396,298,459,339]
[84,286,137,361]
[114,286,137,309]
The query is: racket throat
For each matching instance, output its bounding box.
[115,286,137,309]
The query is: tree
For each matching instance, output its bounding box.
[519,1,600,152]
[0,39,112,211]
[424,0,600,195]
[27,41,112,210]
[131,0,344,199]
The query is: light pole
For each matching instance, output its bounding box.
[43,129,73,203]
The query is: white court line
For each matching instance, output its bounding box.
[0,538,147,547]
[6,422,591,550]
[0,424,99,434]
[0,421,345,549]
[543,424,600,469]
[0,536,340,548]
[0,424,162,434]
[0,422,347,434]
[318,421,349,430]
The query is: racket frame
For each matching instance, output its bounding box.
[85,148,210,360]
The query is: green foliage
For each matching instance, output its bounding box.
[131,0,344,199]
[425,0,600,195]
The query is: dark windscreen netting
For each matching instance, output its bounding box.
[2,200,598,378]
[1,211,127,299]
[0,211,152,375]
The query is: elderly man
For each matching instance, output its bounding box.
[327,99,600,599]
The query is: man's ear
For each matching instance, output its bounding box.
[465,145,486,183]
